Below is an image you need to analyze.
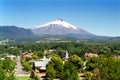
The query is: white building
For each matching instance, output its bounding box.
[7,55,16,60]
[33,56,50,72]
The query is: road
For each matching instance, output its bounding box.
[14,56,30,76]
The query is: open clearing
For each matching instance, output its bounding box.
[16,76,31,80]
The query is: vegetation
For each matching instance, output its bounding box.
[0,41,120,80]
[32,51,44,59]
[62,61,79,80]
[46,55,82,80]
[16,76,31,80]
[68,55,83,70]
[21,58,32,71]
[85,54,120,80]
[46,55,63,79]
[1,41,120,56]
[0,57,16,80]
[98,54,120,80]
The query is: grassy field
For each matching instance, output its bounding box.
[16,76,31,80]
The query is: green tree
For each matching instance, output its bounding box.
[62,62,79,80]
[0,68,7,80]
[50,55,63,77]
[34,76,39,80]
[68,55,83,70]
[46,63,56,80]
[86,57,99,71]
[84,72,92,80]
[7,72,16,80]
[46,55,63,79]
[98,56,120,80]
[7,48,20,55]
[21,59,32,71]
[2,57,15,71]
[32,51,44,59]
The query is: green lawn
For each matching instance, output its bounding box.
[16,76,31,80]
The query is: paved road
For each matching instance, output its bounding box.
[14,56,30,76]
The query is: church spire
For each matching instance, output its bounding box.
[65,50,69,59]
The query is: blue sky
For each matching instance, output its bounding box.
[0,0,120,36]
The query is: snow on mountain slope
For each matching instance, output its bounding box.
[32,18,78,30]
[31,18,97,39]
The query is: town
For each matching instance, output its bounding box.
[0,0,119,79]
[0,42,120,80]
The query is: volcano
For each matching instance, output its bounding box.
[31,18,101,39]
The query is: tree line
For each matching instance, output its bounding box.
[0,41,120,56]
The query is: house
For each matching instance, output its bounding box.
[7,55,16,60]
[1,58,5,60]
[10,46,17,49]
[22,52,32,58]
[33,56,50,72]
[29,60,35,64]
[113,54,120,59]
[84,53,98,58]
[34,61,47,71]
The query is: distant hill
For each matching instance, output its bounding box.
[0,26,34,40]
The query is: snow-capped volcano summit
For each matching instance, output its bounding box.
[31,18,97,39]
[32,18,81,35]
[32,18,78,30]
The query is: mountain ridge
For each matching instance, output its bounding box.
[0,26,34,40]
[0,19,119,41]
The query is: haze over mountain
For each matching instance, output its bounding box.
[32,18,99,39]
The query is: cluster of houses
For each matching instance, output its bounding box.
[21,51,69,73]
[1,50,113,74]
[0,54,16,60]
[1,51,119,73]
[21,51,102,73]
[21,52,50,72]
[0,39,9,45]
